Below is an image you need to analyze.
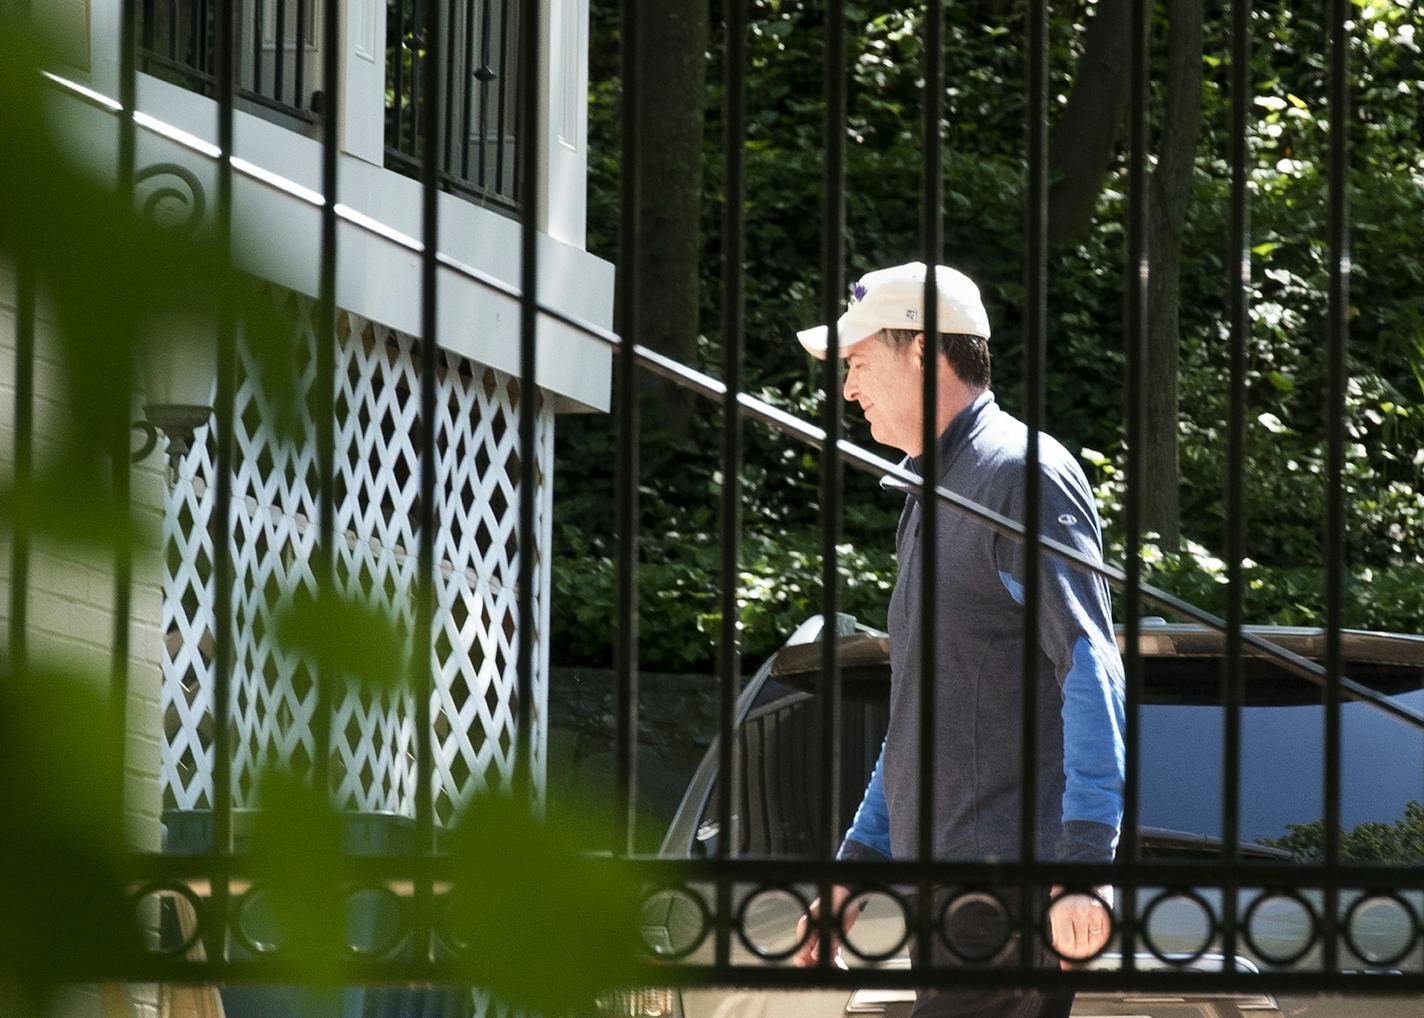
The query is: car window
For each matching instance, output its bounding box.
[699,651,1422,864]
[695,691,889,858]
[1139,662,1424,863]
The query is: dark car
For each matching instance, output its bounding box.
[640,616,1424,1018]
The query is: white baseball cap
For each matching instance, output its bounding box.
[796,261,991,359]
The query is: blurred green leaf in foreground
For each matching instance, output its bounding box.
[0,10,651,1015]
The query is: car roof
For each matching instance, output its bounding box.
[769,619,1424,685]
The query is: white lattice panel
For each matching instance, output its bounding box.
[161,294,554,825]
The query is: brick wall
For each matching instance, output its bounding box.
[0,263,165,1018]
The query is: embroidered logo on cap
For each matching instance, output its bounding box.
[849,281,868,306]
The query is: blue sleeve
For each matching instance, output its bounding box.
[838,740,892,861]
[994,458,1126,862]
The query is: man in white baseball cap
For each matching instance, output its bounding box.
[795,261,991,360]
[793,262,1126,1018]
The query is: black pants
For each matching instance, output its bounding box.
[908,889,1073,1018]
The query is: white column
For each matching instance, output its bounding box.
[342,0,389,164]
[541,0,589,249]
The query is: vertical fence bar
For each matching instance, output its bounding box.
[188,0,201,72]
[394,0,407,150]
[614,0,641,864]
[10,267,35,674]
[816,0,845,971]
[252,0,263,97]
[209,0,238,967]
[10,3,34,674]
[1222,0,1252,972]
[460,0,477,180]
[113,0,138,794]
[274,0,287,105]
[1119,0,1149,971]
[1323,0,1350,975]
[514,0,540,806]
[142,0,156,54]
[168,0,178,61]
[294,0,307,110]
[1021,0,1047,968]
[200,0,211,78]
[495,0,511,196]
[416,0,443,958]
[443,0,458,178]
[917,0,943,967]
[718,0,747,945]
[476,0,494,189]
[411,0,424,161]
[312,0,341,799]
[508,4,522,203]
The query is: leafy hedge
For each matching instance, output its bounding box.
[552,0,1424,673]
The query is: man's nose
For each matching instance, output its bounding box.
[842,368,856,402]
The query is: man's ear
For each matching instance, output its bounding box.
[914,332,926,367]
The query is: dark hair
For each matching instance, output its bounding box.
[880,328,992,389]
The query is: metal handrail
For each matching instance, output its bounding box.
[39,68,1424,735]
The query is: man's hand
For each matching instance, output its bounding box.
[793,886,856,968]
[1048,884,1114,969]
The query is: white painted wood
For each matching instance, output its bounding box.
[40,70,613,411]
[342,0,388,163]
[160,298,553,823]
[543,0,590,248]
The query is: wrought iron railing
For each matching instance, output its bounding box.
[139,0,325,124]
[384,0,521,211]
[7,0,1424,1009]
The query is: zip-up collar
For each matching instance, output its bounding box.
[880,389,997,497]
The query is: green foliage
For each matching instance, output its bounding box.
[275,589,408,690]
[0,660,136,1003]
[1260,801,1424,864]
[0,12,651,1010]
[559,0,1424,672]
[441,795,646,1013]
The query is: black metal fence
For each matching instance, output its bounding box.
[136,0,521,207]
[139,0,325,124]
[384,0,521,210]
[10,0,1424,1005]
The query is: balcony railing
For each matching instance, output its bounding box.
[384,0,521,211]
[137,1,522,211]
[139,0,325,125]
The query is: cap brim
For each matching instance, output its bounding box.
[795,321,881,360]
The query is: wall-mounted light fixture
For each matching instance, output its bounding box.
[139,311,215,478]
[131,162,215,478]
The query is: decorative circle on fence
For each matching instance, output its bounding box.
[1041,887,1115,965]
[343,884,409,958]
[1242,890,1319,967]
[232,884,289,956]
[839,887,910,964]
[1140,888,1218,965]
[1343,892,1420,968]
[735,884,813,962]
[938,889,1015,964]
[129,881,207,956]
[639,885,713,961]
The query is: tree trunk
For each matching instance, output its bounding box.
[1047,0,1133,247]
[1144,0,1205,550]
[633,3,707,443]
